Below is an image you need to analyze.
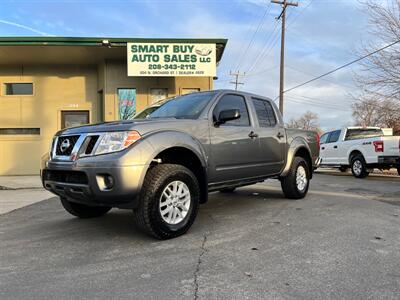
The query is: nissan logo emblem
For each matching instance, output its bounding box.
[60,139,71,153]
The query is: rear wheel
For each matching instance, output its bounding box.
[351,155,369,178]
[281,156,310,199]
[60,197,111,218]
[133,164,200,240]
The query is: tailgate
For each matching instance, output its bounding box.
[382,136,400,156]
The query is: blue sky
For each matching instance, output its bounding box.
[0,0,373,129]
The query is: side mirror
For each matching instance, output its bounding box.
[215,109,240,125]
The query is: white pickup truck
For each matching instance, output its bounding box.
[319,127,400,178]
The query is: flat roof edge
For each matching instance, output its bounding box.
[0,37,228,63]
[0,36,228,45]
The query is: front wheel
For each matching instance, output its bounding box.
[281,156,310,199]
[60,197,111,218]
[133,164,200,240]
[351,155,369,178]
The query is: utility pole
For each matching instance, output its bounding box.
[229,71,245,90]
[271,0,298,115]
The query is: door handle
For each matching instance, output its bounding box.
[248,131,258,139]
[333,145,338,149]
[277,132,284,139]
[321,147,325,150]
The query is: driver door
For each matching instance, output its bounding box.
[208,93,260,183]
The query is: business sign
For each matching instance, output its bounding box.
[127,43,216,77]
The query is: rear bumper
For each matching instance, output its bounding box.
[367,156,400,168]
[41,157,149,209]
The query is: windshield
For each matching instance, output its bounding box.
[133,106,160,119]
[148,91,218,119]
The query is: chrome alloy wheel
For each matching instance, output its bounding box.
[296,165,308,191]
[353,160,362,176]
[159,180,191,225]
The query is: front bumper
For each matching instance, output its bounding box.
[41,156,150,209]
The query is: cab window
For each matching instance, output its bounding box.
[328,130,341,143]
[213,94,250,126]
[320,133,329,144]
[251,98,276,127]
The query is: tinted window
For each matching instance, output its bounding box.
[252,98,276,127]
[328,130,341,143]
[320,133,329,144]
[213,94,250,126]
[149,91,217,119]
[345,128,383,140]
[4,83,33,95]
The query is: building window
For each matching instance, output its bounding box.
[118,88,136,120]
[61,111,89,129]
[4,83,33,95]
[0,128,40,135]
[150,88,168,104]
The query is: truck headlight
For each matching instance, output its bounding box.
[94,131,141,155]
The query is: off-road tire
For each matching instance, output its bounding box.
[219,187,236,193]
[281,156,310,199]
[339,166,348,173]
[60,197,111,218]
[350,155,369,178]
[132,164,200,240]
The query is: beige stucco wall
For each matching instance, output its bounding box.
[0,64,99,175]
[0,61,214,175]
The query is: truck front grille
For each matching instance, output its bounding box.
[55,135,80,156]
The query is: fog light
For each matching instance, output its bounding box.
[104,175,114,189]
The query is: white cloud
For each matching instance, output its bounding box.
[0,19,51,36]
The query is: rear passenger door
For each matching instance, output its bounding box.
[250,98,286,175]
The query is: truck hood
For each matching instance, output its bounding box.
[57,118,202,136]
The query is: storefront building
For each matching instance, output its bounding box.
[0,37,227,175]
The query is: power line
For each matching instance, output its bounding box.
[245,21,280,74]
[286,65,355,90]
[234,2,272,71]
[284,39,400,94]
[285,96,350,111]
[286,0,314,27]
[245,3,313,76]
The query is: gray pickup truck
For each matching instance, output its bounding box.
[41,90,319,239]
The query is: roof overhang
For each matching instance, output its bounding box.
[0,37,228,65]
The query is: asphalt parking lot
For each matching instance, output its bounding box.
[1,171,400,300]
